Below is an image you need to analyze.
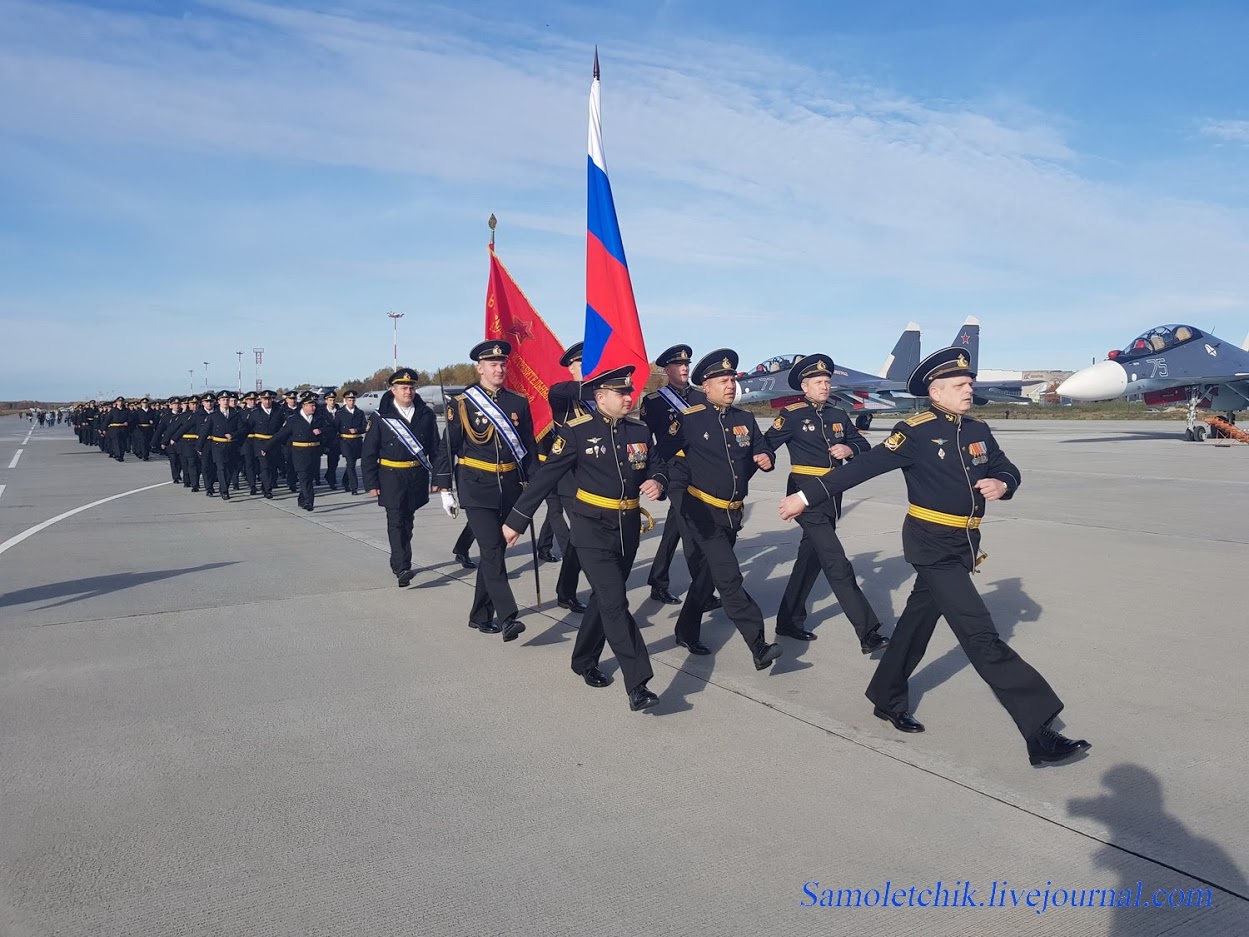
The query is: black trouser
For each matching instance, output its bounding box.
[254,438,277,494]
[340,438,363,492]
[386,508,415,574]
[865,564,1063,739]
[465,507,518,626]
[131,427,152,459]
[573,540,653,693]
[210,442,234,497]
[241,440,258,492]
[293,450,319,507]
[107,428,126,461]
[166,443,182,483]
[647,489,703,592]
[323,441,340,487]
[285,445,298,491]
[453,520,474,558]
[180,438,199,487]
[200,447,217,492]
[674,510,766,651]
[777,512,883,641]
[537,494,569,554]
[381,465,425,574]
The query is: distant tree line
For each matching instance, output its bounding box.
[338,363,667,395]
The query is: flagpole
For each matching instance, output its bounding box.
[489,212,541,606]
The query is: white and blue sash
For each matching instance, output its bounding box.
[381,417,432,472]
[464,386,528,463]
[658,385,687,414]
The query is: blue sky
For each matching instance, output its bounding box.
[2,0,1248,398]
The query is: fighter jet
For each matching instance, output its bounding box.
[734,322,922,414]
[1057,324,1249,440]
[947,316,1033,405]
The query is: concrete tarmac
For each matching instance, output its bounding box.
[1,416,1247,936]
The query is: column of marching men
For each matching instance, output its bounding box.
[64,340,1092,767]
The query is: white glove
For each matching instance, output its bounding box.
[441,491,459,518]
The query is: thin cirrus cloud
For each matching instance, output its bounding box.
[1,0,1248,397]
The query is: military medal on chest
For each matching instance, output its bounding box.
[933,437,947,459]
[585,437,607,457]
[733,425,751,448]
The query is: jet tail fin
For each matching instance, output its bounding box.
[950,315,980,372]
[1242,330,1249,352]
[879,322,921,380]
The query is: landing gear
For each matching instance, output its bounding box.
[1184,390,1208,442]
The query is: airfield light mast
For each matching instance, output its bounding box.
[253,348,264,392]
[387,311,404,372]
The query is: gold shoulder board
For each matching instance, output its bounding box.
[784,402,807,411]
[682,404,706,415]
[567,414,592,426]
[905,412,936,426]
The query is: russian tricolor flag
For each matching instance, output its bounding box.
[583,50,648,398]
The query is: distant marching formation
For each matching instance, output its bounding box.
[66,340,1091,767]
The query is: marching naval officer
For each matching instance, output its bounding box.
[503,365,667,711]
[362,369,440,587]
[431,340,537,643]
[778,347,1090,766]
[763,354,889,651]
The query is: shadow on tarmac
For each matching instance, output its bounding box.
[0,562,239,612]
[1067,765,1249,934]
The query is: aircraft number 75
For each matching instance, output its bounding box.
[1144,357,1168,378]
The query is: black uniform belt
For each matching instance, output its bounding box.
[459,457,516,473]
[687,486,744,511]
[576,489,640,510]
[790,465,833,476]
[292,441,321,448]
[907,504,981,529]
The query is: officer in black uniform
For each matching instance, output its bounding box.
[195,394,219,494]
[661,349,783,672]
[247,391,287,499]
[180,395,208,490]
[431,340,537,643]
[281,392,333,509]
[129,397,155,460]
[236,392,257,492]
[281,391,300,492]
[336,390,369,494]
[504,365,667,711]
[362,369,440,586]
[198,392,244,500]
[778,347,1090,766]
[320,389,342,489]
[539,341,588,613]
[640,344,716,607]
[764,355,889,651]
[104,396,129,461]
[158,398,182,482]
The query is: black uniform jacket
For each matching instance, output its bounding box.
[129,407,156,431]
[640,385,707,446]
[804,405,1022,569]
[318,406,341,447]
[661,402,773,532]
[267,411,333,459]
[335,406,369,443]
[246,405,287,442]
[431,384,538,512]
[763,398,870,520]
[104,406,129,430]
[506,410,668,553]
[197,409,245,448]
[540,380,590,498]
[361,391,439,509]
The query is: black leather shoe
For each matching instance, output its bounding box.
[478,620,502,634]
[249,488,258,496]
[397,569,415,588]
[537,549,559,564]
[221,491,230,501]
[263,491,274,499]
[1027,725,1091,766]
[703,595,722,612]
[860,632,890,655]
[650,588,681,605]
[557,597,588,613]
[303,504,313,511]
[776,626,817,641]
[873,707,925,733]
[191,486,199,493]
[501,617,526,642]
[674,634,711,656]
[454,552,477,570]
[752,642,783,671]
[582,667,613,688]
[628,684,659,711]
[205,489,216,497]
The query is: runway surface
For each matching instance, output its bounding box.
[2,416,1247,936]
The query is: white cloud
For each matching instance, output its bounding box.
[2,0,1249,396]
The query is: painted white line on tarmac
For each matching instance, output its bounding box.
[7,449,22,468]
[0,481,172,558]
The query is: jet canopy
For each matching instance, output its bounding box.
[748,354,803,375]
[1112,325,1204,360]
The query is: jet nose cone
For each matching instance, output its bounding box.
[1058,360,1129,401]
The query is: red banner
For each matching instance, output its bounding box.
[484,247,566,438]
